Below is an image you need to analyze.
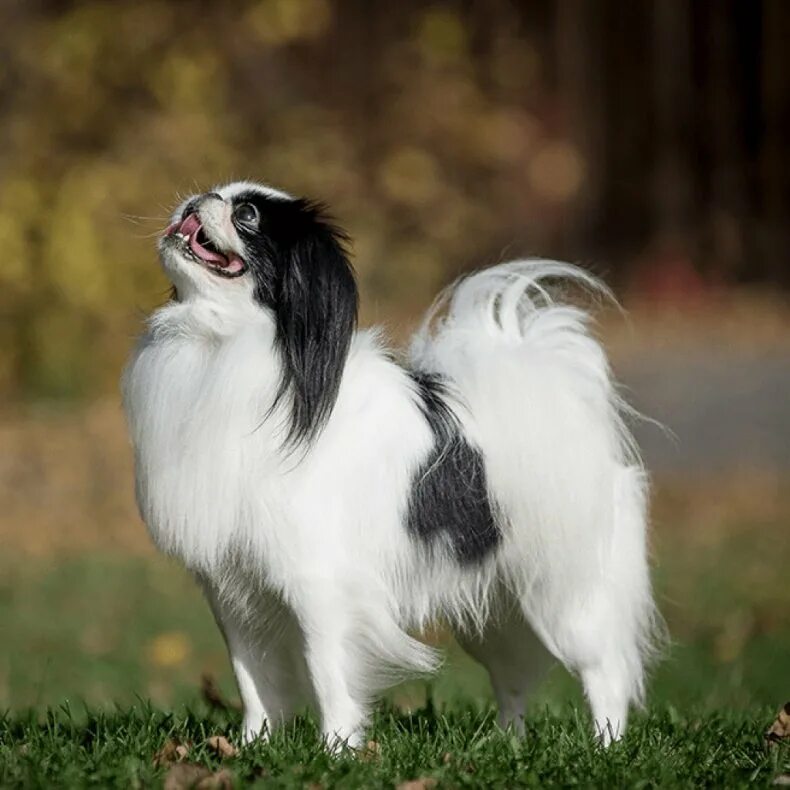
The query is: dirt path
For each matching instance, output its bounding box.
[620,350,790,473]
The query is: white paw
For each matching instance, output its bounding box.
[323,726,365,753]
[241,717,269,745]
[497,711,526,736]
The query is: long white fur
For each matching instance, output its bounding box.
[123,187,659,749]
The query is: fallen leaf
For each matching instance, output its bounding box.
[773,775,790,786]
[205,735,238,759]
[164,763,233,790]
[153,739,191,767]
[196,769,233,789]
[396,779,437,790]
[163,763,211,790]
[358,740,380,762]
[442,752,452,764]
[766,702,790,746]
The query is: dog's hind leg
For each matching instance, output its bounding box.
[580,658,633,744]
[544,596,641,744]
[457,601,552,734]
[516,469,657,745]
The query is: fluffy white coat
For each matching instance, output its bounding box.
[122,182,659,749]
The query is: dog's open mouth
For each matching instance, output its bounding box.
[165,213,246,277]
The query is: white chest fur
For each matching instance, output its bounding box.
[122,310,434,590]
[122,313,283,570]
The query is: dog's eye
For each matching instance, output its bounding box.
[233,203,259,228]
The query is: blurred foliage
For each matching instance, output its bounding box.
[0,0,579,400]
[1,1,786,400]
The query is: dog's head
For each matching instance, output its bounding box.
[160,181,358,444]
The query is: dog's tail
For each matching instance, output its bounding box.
[410,260,662,727]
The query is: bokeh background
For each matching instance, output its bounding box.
[1,0,788,716]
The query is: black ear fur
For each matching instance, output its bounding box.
[266,202,358,446]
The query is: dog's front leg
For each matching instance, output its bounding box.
[204,585,304,743]
[298,588,369,750]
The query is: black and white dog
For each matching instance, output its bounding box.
[122,181,659,748]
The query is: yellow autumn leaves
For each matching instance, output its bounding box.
[146,631,191,669]
[0,2,586,401]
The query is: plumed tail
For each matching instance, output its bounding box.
[410,259,663,712]
[410,259,640,465]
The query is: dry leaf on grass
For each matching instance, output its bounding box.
[766,702,790,746]
[201,674,241,712]
[164,763,233,790]
[195,769,233,790]
[205,735,238,759]
[153,739,191,767]
[358,740,380,762]
[773,775,790,786]
[396,779,437,790]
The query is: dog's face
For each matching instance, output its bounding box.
[159,181,358,444]
[161,182,294,299]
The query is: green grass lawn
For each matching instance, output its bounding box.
[1,513,789,787]
[2,704,787,788]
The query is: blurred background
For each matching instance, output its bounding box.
[1,0,788,716]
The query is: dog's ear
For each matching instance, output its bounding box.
[269,202,358,446]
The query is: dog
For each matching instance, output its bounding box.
[122,181,659,748]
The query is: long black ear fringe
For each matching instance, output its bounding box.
[270,206,358,447]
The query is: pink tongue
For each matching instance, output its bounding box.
[179,214,201,237]
[166,213,245,273]
[189,233,227,265]
[165,213,201,238]
[222,254,246,274]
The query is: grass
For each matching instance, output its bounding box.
[1,703,787,788]
[1,482,789,786]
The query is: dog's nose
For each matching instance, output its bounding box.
[181,192,223,220]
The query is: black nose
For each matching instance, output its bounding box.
[181,192,223,219]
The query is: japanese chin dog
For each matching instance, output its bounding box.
[122,180,660,749]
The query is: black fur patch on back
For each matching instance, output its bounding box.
[406,372,501,565]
